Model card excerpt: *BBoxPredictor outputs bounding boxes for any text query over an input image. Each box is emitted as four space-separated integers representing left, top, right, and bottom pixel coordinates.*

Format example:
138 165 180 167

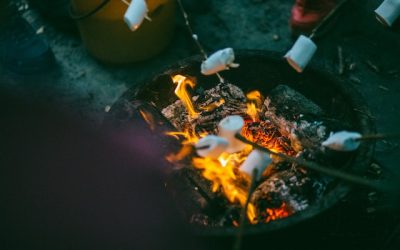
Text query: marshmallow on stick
124 0 152 31
201 48 239 75
284 35 317 73
195 135 229 159
218 115 247 153
322 131 362 151
375 0 400 27
239 149 272 180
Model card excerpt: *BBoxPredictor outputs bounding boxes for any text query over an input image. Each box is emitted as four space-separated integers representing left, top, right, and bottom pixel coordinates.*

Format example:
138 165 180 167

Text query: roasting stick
355 133 400 142
176 0 225 83
308 0 351 40
233 168 259 250
285 0 351 73
234 133 387 191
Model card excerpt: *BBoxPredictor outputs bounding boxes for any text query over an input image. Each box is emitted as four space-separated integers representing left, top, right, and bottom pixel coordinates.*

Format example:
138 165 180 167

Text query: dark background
1 0 400 249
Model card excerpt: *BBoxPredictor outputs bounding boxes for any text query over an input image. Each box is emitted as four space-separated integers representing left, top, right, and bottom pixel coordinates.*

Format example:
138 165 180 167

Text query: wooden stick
194 144 211 150
234 133 386 191
176 0 225 83
309 0 351 40
356 133 400 141
176 0 208 60
233 168 259 250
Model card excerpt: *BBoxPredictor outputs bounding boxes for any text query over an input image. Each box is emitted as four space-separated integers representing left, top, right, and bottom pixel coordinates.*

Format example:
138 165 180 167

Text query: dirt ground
1 0 400 249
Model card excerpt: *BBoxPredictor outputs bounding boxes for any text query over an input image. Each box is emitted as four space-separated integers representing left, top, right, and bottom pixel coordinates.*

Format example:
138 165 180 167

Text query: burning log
162 81 247 134
263 84 325 152
263 84 350 154
162 77 362 227
250 169 327 224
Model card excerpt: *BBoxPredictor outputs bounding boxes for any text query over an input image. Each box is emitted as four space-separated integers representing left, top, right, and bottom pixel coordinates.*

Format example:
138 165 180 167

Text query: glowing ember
265 202 291 223
242 120 295 155
172 74 200 118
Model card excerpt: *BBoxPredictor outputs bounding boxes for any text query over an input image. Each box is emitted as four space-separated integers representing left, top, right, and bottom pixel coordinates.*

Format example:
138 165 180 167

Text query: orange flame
200 98 225 112
165 129 201 145
246 90 263 122
165 129 208 163
192 146 258 222
172 75 200 119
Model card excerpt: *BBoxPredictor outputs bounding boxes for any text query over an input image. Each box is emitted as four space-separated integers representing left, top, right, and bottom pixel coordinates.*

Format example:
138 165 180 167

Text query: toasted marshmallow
124 0 151 31
322 131 362 151
195 135 229 159
201 48 240 75
285 35 317 73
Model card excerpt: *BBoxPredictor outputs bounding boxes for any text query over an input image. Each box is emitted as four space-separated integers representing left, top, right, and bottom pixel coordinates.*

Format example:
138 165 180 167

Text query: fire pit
107 50 375 236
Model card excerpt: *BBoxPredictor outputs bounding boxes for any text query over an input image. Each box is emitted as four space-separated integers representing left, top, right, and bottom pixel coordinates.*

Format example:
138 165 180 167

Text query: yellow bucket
70 0 176 63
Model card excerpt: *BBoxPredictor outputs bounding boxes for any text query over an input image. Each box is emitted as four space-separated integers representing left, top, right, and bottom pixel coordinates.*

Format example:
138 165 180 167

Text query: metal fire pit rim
115 49 375 236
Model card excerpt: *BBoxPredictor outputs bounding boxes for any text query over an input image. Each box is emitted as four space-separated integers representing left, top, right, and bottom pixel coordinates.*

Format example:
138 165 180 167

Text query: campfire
108 51 375 233
162 74 338 227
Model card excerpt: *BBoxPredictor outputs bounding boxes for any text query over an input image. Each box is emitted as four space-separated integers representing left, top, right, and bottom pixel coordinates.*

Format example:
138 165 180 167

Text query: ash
251 169 328 222
164 82 345 226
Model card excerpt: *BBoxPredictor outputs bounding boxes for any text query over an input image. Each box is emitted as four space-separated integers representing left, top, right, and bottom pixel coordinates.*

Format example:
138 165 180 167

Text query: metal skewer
356 133 400 142
309 0 351 40
235 133 387 191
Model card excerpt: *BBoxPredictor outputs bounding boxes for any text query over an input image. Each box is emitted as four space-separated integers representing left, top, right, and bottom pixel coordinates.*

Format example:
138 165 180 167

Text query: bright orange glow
193 153 247 203
265 202 291 223
166 145 193 163
192 149 257 222
246 90 263 122
242 120 295 155
172 75 200 118
246 90 263 107
247 203 257 224
165 129 208 163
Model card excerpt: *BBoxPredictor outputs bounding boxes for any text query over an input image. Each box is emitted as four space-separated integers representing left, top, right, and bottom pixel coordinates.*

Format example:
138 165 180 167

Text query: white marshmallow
195 135 229 159
322 131 362 152
375 0 400 27
239 149 272 180
124 0 151 31
201 48 240 75
218 115 247 153
284 35 317 73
